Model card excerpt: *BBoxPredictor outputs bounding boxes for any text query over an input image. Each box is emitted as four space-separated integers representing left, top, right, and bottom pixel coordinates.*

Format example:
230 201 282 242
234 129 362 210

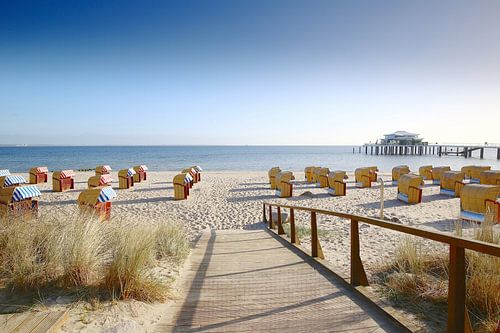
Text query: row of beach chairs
268 164 500 224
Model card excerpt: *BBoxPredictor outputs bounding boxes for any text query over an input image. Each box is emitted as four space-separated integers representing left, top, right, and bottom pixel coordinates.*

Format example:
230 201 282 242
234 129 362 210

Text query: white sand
8 170 492 332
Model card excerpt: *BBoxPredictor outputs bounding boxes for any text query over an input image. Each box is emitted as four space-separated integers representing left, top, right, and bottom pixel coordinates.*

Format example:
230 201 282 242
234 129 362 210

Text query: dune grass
0 211 190 303
374 216 500 332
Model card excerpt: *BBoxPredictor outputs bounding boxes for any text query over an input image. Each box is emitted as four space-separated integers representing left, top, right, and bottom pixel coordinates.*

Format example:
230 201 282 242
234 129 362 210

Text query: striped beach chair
95 165 112 176
0 175 28 189
29 166 48 184
78 186 117 221
88 174 113 189
118 168 136 189
133 165 148 182
52 170 75 192
0 184 41 218
173 173 192 200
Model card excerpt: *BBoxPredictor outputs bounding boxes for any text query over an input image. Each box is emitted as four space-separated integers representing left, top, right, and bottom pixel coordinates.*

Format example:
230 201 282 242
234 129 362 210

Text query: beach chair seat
0 175 28 189
0 185 41 218
460 184 500 223
327 171 347 196
316 168 330 188
440 171 465 197
419 165 433 180
133 165 148 182
479 170 500 185
461 166 490 183
268 167 282 189
29 166 48 184
77 186 117 221
275 171 294 198
173 173 192 200
430 166 451 185
392 165 410 185
118 169 135 189
52 170 75 192
397 174 424 204
95 165 112 176
88 174 113 188
191 166 203 181
355 167 376 188
182 167 197 186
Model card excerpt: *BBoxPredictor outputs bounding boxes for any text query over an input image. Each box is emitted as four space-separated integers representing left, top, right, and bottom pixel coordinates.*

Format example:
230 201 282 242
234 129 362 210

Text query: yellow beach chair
77 186 117 221
392 165 410 185
133 165 148 183
316 168 330 188
268 167 282 189
118 169 135 189
397 174 424 204
419 165 433 180
461 166 490 184
430 166 451 185
460 184 500 223
275 171 294 198
327 171 347 196
95 165 112 176
88 174 113 189
52 170 75 192
440 171 465 197
479 170 500 185
367 166 378 182
29 166 48 184
355 167 376 188
0 185 41 218
173 173 192 200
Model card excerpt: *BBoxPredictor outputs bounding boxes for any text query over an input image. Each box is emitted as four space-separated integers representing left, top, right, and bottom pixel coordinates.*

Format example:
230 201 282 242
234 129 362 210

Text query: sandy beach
4 170 494 332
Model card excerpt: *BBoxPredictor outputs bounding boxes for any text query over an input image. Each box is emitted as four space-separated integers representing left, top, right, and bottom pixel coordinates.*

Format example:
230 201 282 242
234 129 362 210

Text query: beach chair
182 168 197 186
460 184 500 223
0 185 41 218
275 171 294 198
0 169 10 177
29 166 48 184
461 166 490 183
268 167 282 189
316 168 330 188
419 165 433 180
479 170 500 185
392 165 410 185
95 165 112 176
118 169 135 189
0 175 28 189
367 166 379 182
133 165 148 183
327 171 347 196
355 167 376 188
191 166 203 182
77 186 117 222
304 167 316 183
430 166 451 185
173 173 192 200
52 170 75 192
88 174 113 189
397 174 424 204
440 171 465 197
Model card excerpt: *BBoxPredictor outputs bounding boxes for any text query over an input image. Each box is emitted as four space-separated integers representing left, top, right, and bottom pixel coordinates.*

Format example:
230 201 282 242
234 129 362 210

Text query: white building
380 131 425 145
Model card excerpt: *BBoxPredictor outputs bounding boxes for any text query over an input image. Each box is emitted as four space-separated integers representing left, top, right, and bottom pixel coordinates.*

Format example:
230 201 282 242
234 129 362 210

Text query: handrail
262 202 500 333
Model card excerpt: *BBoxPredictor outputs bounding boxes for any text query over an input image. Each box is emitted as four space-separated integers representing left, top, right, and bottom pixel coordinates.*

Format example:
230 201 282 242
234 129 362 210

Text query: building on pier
380 131 426 145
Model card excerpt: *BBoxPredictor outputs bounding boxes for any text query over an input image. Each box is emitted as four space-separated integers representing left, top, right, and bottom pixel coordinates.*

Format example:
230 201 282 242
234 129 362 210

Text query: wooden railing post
447 245 467 333
277 207 285 235
310 212 324 258
350 218 369 286
290 208 300 245
268 205 274 229
262 203 267 223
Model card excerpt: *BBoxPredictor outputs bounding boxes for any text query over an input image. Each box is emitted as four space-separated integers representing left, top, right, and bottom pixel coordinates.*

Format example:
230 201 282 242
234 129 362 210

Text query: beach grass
0 211 190 303
373 216 500 332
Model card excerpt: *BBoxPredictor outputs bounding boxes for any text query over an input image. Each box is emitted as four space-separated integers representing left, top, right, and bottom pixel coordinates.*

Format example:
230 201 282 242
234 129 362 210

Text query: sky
1 0 499 145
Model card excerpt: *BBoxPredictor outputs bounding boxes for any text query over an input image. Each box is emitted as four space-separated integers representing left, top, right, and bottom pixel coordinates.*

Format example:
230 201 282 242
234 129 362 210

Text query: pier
357 144 500 159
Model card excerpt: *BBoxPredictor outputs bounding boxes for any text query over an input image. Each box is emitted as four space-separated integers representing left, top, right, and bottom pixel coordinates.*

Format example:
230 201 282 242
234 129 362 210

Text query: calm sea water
0 146 499 173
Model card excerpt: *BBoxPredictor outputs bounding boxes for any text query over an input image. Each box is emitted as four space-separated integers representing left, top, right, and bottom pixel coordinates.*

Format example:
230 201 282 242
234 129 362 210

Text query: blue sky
1 0 499 145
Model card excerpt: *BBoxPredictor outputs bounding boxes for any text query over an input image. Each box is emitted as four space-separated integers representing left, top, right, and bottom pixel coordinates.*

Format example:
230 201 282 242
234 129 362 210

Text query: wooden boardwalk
157 229 408 332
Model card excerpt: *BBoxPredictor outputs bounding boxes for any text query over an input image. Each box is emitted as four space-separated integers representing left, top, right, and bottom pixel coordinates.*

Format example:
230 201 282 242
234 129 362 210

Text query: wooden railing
262 202 500 333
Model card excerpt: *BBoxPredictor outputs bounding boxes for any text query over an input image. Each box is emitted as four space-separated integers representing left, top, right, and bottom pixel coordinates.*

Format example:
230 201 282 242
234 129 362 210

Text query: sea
0 146 499 173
